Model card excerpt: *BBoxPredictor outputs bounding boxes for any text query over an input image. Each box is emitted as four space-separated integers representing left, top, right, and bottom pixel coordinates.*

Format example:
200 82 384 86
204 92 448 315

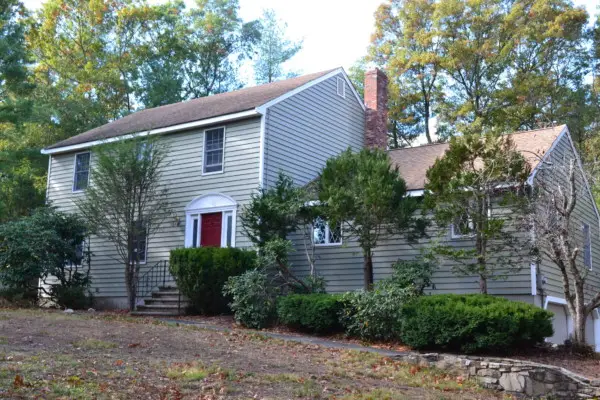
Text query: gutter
41 109 261 155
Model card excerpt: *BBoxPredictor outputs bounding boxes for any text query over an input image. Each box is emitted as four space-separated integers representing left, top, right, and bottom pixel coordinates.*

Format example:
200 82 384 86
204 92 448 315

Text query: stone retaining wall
394 353 600 399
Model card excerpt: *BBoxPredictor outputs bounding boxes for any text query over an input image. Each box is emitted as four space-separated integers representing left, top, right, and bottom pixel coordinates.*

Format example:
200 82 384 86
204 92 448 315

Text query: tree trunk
572 306 587 345
479 275 488 294
125 263 136 311
363 251 374 290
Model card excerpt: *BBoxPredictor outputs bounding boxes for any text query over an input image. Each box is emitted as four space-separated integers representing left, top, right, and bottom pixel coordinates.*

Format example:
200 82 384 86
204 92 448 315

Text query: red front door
200 212 222 247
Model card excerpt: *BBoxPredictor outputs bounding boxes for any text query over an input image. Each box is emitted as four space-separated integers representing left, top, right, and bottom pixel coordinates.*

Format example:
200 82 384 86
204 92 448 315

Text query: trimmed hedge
169 247 257 315
277 294 344 334
400 294 554 354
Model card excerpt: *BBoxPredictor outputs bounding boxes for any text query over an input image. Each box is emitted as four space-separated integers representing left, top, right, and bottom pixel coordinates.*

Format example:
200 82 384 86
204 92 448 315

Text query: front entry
200 212 222 247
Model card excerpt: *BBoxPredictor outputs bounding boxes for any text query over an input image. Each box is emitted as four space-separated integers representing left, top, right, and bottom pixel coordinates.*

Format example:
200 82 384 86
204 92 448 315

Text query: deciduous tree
76 138 172 311
424 133 531 293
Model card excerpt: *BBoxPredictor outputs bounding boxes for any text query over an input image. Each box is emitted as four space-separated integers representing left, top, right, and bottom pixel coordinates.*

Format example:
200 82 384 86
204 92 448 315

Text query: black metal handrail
135 259 169 307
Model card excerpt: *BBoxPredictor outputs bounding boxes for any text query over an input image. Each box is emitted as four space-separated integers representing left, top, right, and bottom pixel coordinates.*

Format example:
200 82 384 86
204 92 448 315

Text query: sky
21 0 600 80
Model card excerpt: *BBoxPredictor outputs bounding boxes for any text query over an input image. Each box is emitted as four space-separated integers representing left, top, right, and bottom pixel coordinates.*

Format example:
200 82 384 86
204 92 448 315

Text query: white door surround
184 193 237 248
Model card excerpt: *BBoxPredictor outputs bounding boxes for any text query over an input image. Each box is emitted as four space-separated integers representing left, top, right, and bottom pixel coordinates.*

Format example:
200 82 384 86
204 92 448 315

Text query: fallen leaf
13 374 24 388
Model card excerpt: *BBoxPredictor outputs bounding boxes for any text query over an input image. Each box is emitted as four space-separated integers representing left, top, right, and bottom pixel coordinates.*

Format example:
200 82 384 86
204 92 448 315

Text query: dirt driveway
0 309 503 399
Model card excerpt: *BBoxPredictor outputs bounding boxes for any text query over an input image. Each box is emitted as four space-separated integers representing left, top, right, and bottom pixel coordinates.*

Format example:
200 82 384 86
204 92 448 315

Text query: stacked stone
394 353 600 399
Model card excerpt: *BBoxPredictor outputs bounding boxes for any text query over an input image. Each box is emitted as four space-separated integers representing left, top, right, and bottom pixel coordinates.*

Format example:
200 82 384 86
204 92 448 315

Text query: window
137 141 152 161
451 213 474 239
312 216 342 246
224 211 234 247
131 221 147 263
73 152 91 191
203 127 225 174
583 223 592 270
336 77 345 98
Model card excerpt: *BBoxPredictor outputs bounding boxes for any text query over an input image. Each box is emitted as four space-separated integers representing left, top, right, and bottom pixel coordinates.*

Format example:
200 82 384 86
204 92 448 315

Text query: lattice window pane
204 128 224 173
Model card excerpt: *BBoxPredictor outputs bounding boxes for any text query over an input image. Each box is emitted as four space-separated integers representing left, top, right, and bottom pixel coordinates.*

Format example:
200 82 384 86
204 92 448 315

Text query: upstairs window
73 152 91 192
313 216 342 246
583 223 592 270
203 127 225 174
336 77 345 98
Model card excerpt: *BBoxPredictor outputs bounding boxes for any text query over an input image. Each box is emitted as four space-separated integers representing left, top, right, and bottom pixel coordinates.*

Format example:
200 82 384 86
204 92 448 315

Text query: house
42 68 600 348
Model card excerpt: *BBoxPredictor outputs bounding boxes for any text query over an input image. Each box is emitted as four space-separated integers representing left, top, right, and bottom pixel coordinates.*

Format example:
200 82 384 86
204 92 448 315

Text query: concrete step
131 310 182 317
152 291 180 297
145 298 190 306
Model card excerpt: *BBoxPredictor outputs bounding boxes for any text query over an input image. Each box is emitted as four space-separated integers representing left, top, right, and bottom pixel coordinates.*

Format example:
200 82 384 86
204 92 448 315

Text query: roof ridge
132 68 341 115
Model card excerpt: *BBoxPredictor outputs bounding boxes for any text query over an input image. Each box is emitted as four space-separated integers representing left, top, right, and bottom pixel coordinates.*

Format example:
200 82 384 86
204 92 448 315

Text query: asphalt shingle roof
389 125 566 191
46 69 337 150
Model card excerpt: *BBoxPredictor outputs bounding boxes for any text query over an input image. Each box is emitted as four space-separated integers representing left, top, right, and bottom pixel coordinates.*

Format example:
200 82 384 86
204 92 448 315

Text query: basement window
336 77 345 98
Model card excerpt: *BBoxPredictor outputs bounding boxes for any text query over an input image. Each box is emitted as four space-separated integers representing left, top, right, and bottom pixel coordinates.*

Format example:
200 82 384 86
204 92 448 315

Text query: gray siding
47 117 262 308
534 131 600 303
263 72 365 187
290 218 533 295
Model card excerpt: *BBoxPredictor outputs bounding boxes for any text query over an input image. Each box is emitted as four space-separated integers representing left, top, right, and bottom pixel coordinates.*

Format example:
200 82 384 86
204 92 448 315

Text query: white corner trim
258 113 266 189
45 155 52 203
41 110 260 155
530 263 537 296
543 295 568 309
256 68 366 113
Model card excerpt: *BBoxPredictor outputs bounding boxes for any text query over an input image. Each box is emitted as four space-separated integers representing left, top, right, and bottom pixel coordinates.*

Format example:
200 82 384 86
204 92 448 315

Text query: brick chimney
364 68 388 149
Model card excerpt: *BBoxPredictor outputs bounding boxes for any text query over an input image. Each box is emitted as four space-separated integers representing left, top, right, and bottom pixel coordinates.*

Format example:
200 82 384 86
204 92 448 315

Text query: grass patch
72 338 117 349
327 351 478 392
166 362 236 381
0 336 7 344
51 381 101 399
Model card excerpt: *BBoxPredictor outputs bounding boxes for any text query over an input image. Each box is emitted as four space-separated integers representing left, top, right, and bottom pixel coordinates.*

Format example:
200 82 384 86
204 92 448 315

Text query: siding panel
47 118 262 307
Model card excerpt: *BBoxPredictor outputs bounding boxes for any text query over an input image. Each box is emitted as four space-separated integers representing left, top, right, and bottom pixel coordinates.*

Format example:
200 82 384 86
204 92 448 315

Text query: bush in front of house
400 294 554 354
169 247 257 315
340 280 414 342
0 207 91 307
276 293 344 334
222 268 277 329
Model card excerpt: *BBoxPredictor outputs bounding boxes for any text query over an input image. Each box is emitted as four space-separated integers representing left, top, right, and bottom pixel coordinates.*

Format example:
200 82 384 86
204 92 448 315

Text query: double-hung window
73 152 91 192
131 221 147 264
203 127 225 174
583 223 592 270
312 216 342 246
451 212 474 239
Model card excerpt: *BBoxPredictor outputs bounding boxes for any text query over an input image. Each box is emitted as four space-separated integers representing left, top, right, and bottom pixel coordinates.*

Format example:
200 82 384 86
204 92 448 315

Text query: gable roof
389 125 566 191
45 69 339 151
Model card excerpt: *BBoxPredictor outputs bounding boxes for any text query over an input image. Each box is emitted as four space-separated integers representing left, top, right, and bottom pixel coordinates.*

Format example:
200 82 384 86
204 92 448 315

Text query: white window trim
313 218 343 247
72 151 91 193
131 234 148 265
336 77 346 98
202 126 226 176
184 194 237 248
583 223 593 271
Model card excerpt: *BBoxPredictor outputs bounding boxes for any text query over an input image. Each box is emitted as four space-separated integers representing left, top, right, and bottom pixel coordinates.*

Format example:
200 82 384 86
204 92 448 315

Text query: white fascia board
407 189 424 197
256 68 366 113
41 109 260 155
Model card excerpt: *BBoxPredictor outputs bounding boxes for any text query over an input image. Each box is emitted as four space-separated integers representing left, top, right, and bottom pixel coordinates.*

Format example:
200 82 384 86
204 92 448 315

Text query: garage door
547 303 569 344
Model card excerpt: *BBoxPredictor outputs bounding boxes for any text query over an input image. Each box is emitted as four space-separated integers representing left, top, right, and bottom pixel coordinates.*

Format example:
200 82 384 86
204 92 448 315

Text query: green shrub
341 280 413 342
277 294 344 334
169 247 256 315
400 294 554 354
50 285 92 310
223 269 277 329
